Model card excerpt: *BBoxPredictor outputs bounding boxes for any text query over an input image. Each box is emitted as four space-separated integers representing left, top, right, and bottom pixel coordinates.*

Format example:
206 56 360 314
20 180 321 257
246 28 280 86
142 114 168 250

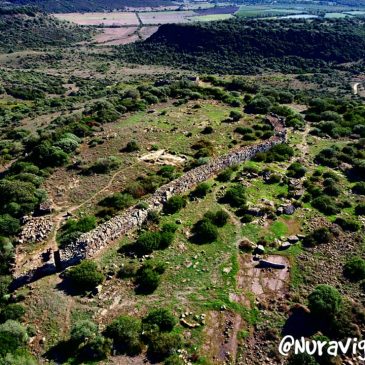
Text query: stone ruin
11 115 287 289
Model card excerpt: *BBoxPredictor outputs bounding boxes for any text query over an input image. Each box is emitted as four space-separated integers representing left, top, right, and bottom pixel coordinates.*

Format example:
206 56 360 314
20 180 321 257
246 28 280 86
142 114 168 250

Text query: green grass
192 14 234 22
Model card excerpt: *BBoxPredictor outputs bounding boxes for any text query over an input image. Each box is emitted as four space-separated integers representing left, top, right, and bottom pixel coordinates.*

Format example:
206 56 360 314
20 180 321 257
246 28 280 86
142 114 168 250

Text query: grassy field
192 14 234 22
235 6 305 18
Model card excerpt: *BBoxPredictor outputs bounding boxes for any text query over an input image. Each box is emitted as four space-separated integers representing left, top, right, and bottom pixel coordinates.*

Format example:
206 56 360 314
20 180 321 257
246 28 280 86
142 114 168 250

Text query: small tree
308 285 342 320
66 260 104 293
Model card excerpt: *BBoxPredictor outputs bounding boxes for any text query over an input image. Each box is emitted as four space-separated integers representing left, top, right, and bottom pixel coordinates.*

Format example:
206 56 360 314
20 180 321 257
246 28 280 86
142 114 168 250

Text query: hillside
8 0 174 12
120 18 365 74
0 7 91 51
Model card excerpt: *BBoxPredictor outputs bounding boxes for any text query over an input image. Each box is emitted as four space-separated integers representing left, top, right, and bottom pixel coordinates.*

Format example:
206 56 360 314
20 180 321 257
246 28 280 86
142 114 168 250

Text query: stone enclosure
12 115 286 288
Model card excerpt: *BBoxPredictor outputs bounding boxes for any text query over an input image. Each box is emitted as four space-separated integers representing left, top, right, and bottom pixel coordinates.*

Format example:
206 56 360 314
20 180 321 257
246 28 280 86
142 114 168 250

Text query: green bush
135 262 164 294
143 308 177 332
355 203 365 215
335 217 360 232
191 182 210 198
308 285 342 320
223 184 247 208
343 256 365 282
66 260 104 293
352 182 365 195
204 210 229 227
0 215 20 236
217 168 233 182
105 315 142 355
163 196 186 214
125 140 140 152
71 320 98 345
246 96 272 114
135 231 161 255
0 304 25 323
302 227 332 247
161 223 178 233
99 193 134 210
286 162 306 178
192 219 218 244
164 354 185 365
0 320 28 356
148 332 182 360
311 196 339 215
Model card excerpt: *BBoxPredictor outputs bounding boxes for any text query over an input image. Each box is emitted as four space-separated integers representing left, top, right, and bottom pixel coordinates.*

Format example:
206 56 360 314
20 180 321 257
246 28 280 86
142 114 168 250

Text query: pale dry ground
54 12 140 26
138 10 196 24
94 27 139 45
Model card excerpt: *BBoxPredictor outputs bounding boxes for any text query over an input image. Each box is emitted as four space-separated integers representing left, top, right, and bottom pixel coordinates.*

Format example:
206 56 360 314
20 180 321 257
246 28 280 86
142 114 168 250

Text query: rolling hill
119 18 365 74
8 0 174 12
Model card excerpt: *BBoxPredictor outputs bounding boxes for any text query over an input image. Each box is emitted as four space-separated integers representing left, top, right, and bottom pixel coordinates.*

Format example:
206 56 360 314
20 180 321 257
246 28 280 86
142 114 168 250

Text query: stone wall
12 115 286 288
58 115 286 268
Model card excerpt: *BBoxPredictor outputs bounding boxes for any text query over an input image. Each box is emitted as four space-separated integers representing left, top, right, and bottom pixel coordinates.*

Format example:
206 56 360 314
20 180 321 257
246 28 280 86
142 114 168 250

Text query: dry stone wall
12 115 286 288
59 115 286 268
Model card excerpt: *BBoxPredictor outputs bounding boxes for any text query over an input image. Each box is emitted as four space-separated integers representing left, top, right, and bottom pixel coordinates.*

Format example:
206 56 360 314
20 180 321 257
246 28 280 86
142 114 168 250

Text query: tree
308 285 342 320
163 196 186 214
65 260 104 293
104 315 142 355
0 320 28 356
343 257 365 282
143 309 177 332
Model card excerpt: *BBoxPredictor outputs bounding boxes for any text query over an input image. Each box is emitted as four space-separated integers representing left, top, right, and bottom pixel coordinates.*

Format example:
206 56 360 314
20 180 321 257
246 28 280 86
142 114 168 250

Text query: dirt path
299 123 311 159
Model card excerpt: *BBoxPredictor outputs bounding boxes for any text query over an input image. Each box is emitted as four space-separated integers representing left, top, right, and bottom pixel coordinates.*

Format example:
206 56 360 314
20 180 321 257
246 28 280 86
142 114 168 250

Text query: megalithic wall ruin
11 115 286 289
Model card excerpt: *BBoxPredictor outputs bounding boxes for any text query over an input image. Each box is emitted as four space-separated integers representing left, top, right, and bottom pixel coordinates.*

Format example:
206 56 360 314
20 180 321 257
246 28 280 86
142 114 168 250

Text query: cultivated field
54 12 140 26
139 10 196 24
